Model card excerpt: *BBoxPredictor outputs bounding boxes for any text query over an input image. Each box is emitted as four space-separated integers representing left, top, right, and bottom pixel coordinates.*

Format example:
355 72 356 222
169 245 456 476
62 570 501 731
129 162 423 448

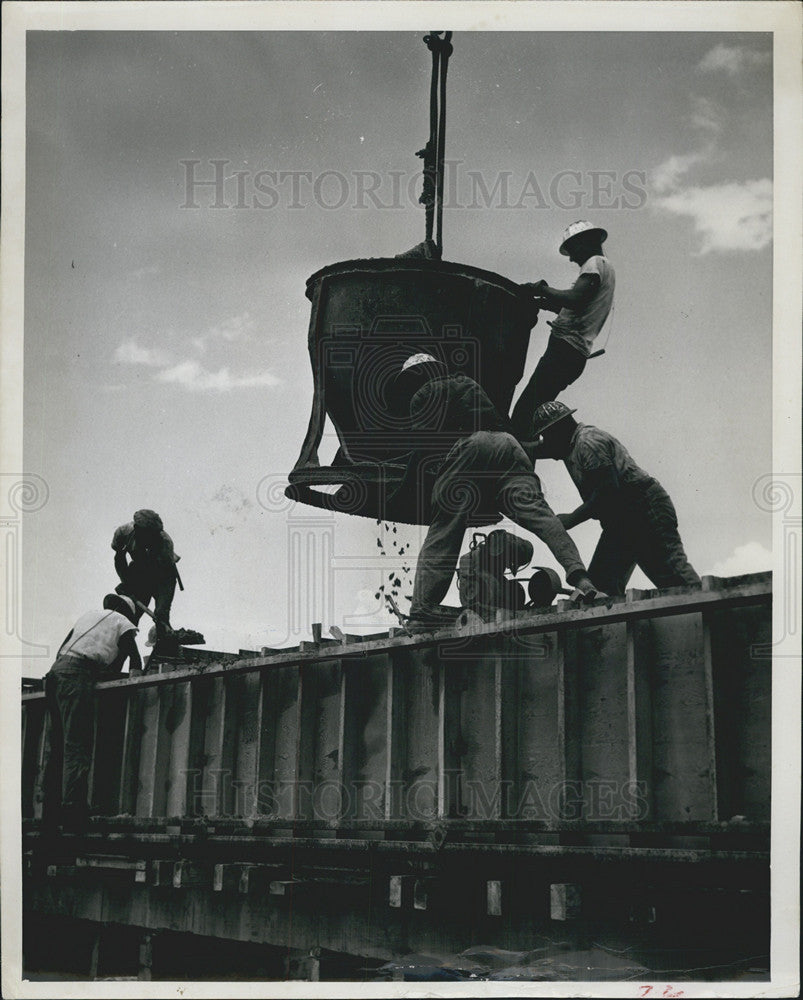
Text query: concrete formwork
21 573 771 979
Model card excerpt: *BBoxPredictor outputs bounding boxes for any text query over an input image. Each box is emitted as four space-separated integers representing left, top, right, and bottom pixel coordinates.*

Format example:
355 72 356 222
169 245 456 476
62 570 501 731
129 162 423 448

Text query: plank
21 701 46 819
90 688 128 816
119 688 145 815
164 681 194 817
183 676 212 818
509 630 564 822
709 605 772 821
271 667 303 820
32 710 52 821
451 639 502 819
297 660 343 822
341 653 391 822
85 576 771 693
218 674 241 817
572 623 630 820
644 613 714 820
199 676 228 817
232 671 264 819
390 647 440 821
626 619 654 821
134 686 163 817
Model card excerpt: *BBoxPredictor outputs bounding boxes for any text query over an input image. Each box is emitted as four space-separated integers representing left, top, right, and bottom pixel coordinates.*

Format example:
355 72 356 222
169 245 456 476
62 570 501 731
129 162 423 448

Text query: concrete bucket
285 257 538 524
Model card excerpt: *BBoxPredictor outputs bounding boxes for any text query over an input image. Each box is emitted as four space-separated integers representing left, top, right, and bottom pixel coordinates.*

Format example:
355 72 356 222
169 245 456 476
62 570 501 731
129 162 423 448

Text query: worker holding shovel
112 508 181 641
510 221 615 444
43 593 141 832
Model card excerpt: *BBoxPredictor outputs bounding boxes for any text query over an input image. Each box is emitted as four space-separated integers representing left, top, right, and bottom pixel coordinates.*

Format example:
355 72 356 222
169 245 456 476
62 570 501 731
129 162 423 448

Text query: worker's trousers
510 335 587 440
410 432 586 617
117 562 176 633
590 482 701 595
43 656 97 828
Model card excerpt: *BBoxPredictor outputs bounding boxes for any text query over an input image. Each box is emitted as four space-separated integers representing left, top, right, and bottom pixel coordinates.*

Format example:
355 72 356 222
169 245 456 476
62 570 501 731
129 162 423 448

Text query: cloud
711 541 772 578
209 311 255 342
698 44 771 76
653 178 772 253
192 312 256 354
155 359 281 392
113 315 281 392
651 149 710 196
650 88 771 253
651 98 720 194
690 96 723 135
114 338 172 367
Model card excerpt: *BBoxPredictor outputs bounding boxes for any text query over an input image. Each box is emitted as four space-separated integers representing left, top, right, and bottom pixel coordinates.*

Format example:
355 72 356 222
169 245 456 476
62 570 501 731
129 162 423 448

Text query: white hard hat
559 220 608 256
399 352 446 375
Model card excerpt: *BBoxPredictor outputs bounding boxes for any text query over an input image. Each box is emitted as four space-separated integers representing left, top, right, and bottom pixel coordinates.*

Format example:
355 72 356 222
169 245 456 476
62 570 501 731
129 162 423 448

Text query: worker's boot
406 604 462 631
568 573 607 605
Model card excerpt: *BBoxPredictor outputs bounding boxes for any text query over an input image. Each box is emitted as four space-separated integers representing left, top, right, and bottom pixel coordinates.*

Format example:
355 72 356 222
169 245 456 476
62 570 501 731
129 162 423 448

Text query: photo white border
2 2 800 997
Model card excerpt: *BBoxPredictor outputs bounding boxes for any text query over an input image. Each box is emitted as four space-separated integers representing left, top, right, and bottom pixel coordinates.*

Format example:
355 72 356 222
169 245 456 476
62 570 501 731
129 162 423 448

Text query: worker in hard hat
394 353 602 627
43 593 141 832
530 401 701 595
510 221 615 443
112 509 180 639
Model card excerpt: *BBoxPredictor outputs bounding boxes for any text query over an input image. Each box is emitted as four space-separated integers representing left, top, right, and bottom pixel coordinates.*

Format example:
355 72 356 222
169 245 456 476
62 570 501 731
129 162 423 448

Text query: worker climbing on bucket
392 353 602 627
529 401 701 595
510 221 615 444
43 593 141 832
112 509 181 641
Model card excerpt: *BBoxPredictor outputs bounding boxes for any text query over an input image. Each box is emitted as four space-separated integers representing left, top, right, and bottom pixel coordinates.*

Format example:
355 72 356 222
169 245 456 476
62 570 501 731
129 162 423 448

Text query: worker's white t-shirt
549 255 615 357
59 610 137 666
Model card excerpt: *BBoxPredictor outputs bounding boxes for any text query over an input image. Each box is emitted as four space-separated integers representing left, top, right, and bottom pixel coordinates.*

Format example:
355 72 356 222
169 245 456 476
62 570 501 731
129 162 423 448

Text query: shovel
130 598 205 647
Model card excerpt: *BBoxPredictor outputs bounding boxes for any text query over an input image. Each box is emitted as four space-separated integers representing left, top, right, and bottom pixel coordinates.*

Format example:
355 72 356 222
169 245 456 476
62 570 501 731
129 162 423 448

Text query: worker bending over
394 353 601 627
530 401 701 595
43 594 141 831
511 220 615 442
113 508 180 640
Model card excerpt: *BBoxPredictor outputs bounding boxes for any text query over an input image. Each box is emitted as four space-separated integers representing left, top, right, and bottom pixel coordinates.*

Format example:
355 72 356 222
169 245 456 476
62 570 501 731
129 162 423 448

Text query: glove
569 585 608 605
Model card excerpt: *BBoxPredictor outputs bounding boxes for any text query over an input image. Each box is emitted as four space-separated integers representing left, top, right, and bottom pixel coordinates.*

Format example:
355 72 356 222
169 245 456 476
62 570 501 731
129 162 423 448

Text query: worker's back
409 373 510 456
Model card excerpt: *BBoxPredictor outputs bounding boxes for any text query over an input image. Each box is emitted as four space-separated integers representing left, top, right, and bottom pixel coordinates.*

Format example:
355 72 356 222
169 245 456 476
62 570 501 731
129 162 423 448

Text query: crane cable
418 31 453 257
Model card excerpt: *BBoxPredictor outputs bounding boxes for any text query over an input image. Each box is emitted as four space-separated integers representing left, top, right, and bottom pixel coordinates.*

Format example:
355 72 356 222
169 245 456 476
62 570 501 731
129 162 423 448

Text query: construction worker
394 354 601 627
510 220 615 442
530 401 701 595
112 509 180 639
43 594 141 831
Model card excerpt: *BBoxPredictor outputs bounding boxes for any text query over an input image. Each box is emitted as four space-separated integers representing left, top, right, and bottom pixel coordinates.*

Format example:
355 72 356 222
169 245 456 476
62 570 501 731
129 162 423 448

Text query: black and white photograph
1 1 800 995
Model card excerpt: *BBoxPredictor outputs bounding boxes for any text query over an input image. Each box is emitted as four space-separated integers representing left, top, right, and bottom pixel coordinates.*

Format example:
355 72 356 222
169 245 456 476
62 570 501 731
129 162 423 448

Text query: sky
20 27 776 670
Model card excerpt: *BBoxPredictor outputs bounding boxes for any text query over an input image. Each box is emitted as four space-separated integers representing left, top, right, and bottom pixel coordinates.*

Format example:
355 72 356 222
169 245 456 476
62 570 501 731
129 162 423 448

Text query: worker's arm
114 550 130 582
104 631 142 677
558 466 619 529
558 502 596 530
526 273 600 314
112 524 133 583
